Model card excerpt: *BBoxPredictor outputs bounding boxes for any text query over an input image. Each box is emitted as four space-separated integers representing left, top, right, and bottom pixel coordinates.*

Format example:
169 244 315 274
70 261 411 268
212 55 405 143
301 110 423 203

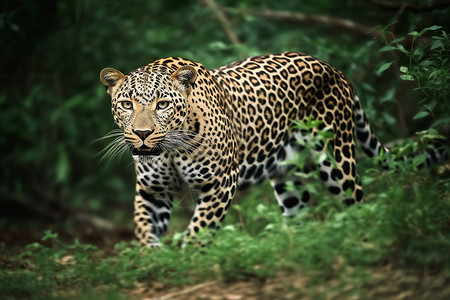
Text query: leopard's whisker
98 131 131 162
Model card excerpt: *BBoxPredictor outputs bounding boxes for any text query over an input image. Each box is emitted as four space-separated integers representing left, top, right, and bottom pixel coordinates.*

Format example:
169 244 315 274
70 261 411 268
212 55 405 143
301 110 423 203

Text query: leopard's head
100 64 197 156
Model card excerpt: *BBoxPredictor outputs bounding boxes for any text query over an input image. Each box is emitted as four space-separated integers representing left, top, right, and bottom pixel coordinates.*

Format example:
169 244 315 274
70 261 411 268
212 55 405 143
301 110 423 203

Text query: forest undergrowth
1 160 450 299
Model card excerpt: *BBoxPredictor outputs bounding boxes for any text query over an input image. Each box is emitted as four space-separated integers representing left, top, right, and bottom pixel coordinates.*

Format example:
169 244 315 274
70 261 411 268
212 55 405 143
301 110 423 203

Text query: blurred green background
1 0 449 245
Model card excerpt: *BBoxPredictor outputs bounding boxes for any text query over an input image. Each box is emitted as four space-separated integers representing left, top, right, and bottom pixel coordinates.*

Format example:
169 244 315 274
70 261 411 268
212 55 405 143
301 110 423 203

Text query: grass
1 166 450 299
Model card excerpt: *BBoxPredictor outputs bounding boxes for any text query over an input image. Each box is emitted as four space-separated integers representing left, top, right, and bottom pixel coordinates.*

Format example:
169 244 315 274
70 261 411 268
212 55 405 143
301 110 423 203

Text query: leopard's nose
133 129 154 141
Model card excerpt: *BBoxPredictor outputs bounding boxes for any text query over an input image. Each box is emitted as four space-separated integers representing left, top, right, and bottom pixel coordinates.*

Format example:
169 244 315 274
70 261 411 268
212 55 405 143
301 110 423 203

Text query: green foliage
2 170 449 299
282 118 337 199
378 25 450 129
289 118 335 168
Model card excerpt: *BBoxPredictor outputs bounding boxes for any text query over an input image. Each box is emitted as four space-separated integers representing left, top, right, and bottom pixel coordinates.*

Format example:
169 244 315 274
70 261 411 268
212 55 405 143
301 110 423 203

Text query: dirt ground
2 219 450 300
125 267 450 300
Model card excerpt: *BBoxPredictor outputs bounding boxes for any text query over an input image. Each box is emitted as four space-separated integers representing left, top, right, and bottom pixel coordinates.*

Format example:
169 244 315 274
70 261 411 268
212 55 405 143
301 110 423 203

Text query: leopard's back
211 52 361 195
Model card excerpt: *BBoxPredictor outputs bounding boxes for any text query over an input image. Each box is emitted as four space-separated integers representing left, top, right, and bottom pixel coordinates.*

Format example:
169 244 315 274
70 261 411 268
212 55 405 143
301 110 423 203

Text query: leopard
99 51 443 247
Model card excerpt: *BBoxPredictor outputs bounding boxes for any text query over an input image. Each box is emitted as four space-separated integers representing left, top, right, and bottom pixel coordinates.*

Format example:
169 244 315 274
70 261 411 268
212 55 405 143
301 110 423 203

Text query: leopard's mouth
132 145 162 156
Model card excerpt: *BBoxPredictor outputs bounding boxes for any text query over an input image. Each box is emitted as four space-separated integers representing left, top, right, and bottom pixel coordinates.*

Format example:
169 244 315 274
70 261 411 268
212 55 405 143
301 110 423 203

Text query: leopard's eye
120 101 133 110
156 100 171 110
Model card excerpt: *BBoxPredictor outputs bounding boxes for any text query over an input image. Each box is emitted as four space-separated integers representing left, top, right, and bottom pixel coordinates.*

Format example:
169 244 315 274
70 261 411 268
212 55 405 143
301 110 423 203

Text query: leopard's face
100 65 197 156
111 69 188 156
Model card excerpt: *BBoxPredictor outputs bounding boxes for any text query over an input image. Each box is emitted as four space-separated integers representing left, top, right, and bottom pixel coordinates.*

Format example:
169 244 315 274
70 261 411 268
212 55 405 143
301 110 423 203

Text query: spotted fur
100 52 389 247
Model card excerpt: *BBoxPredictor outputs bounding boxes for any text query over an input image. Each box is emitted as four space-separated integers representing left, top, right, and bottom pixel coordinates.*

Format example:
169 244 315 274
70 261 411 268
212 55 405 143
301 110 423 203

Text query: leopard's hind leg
271 176 310 217
314 125 364 205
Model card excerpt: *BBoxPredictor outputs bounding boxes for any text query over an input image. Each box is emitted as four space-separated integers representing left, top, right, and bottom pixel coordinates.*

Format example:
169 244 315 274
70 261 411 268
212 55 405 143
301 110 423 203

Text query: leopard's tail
353 95 448 167
354 95 389 158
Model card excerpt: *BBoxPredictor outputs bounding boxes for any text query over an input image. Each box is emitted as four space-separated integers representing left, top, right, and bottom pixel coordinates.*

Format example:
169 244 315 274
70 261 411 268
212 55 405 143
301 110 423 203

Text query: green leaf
316 152 328 164
428 25 442 31
419 59 433 67
367 25 382 34
424 102 436 112
412 48 424 59
431 35 444 41
380 87 395 103
377 62 393 74
361 82 376 93
431 117 450 128
428 70 440 80
232 204 242 212
285 181 296 192
400 74 414 81
297 149 310 168
413 111 429 120
42 230 58 241
309 119 323 128
379 45 398 52
399 66 409 73
382 112 397 125
412 154 427 167
390 37 405 44
431 41 444 50
396 44 407 53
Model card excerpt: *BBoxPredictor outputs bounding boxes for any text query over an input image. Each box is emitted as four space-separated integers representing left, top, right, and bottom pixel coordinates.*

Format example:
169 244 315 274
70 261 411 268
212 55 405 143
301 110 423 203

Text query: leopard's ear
170 66 197 95
100 68 125 95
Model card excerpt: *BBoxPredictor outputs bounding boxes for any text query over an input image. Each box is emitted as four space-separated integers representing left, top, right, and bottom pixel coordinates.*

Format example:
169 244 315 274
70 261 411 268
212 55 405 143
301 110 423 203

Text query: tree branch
203 0 241 45
226 8 382 39
362 0 450 12
225 7 432 45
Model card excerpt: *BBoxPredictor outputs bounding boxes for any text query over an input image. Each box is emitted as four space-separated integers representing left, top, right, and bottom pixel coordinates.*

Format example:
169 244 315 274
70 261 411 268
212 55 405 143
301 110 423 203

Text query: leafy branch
378 26 450 126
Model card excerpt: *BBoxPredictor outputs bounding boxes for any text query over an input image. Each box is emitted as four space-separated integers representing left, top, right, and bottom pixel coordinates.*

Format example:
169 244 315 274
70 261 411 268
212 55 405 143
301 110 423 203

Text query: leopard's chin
132 146 162 156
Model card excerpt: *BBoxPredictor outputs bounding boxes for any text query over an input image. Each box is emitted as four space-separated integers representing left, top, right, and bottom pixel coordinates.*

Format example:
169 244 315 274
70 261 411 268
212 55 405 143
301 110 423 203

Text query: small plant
378 25 450 129
290 118 335 166
2 169 450 300
282 118 335 201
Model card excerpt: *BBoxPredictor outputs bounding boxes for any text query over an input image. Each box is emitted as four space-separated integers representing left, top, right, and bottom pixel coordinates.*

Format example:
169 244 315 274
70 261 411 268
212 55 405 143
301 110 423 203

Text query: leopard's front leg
134 187 174 247
133 157 178 247
183 168 238 247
